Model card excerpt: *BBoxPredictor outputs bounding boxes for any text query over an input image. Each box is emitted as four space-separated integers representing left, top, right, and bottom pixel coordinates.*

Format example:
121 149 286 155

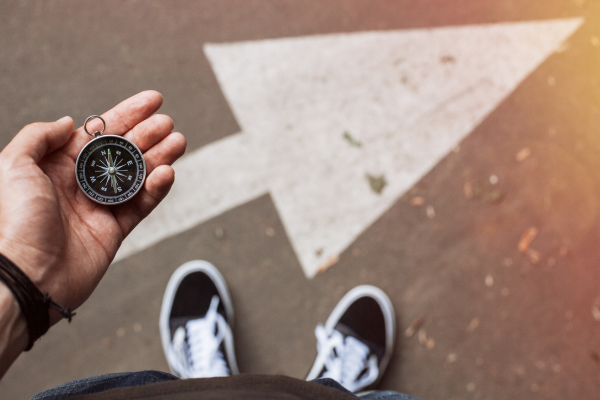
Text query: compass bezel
75 135 146 205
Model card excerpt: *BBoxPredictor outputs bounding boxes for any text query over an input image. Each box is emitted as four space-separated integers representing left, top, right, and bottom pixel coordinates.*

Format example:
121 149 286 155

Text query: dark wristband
0 253 74 351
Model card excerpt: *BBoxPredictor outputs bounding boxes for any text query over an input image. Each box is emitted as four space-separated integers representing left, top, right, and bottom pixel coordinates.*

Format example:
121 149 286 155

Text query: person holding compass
0 91 419 400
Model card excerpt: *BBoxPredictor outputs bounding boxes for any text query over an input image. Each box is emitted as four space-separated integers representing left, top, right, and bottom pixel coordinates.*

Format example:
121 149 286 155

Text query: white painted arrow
115 18 582 278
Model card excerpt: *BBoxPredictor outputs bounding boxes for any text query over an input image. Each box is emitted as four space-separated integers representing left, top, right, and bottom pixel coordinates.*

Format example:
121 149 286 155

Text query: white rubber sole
159 260 239 376
306 285 396 387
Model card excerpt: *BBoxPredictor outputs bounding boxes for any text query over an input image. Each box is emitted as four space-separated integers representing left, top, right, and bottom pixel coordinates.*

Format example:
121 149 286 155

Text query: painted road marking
115 19 582 278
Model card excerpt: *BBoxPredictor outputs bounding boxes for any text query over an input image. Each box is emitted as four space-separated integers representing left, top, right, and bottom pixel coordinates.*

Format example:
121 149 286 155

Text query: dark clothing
31 371 422 400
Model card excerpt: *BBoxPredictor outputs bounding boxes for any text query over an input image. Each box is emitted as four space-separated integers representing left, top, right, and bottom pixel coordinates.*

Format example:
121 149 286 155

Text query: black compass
75 115 146 205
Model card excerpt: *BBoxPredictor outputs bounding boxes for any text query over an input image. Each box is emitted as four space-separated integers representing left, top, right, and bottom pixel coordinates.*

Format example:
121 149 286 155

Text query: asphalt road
1 1 600 399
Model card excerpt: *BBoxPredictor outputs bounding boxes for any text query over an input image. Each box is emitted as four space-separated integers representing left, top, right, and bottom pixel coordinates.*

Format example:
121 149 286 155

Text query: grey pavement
2 1 600 399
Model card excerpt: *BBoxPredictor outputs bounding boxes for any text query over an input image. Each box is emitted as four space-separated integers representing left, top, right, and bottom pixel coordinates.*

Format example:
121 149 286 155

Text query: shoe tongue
334 322 385 361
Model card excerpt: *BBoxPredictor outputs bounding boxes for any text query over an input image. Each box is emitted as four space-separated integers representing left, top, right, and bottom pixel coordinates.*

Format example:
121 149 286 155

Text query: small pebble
410 196 425 206
426 205 435 218
592 36 600 47
214 227 224 238
536 360 546 370
466 383 476 392
116 328 126 337
447 353 458 363
133 322 142 333
426 338 436 350
527 249 541 264
591 305 600 321
515 365 526 376
463 182 473 199
489 175 498 185
485 274 494 287
467 317 480 332
547 76 556 86
516 147 531 162
266 227 275 237
418 329 428 345
501 287 510 296
531 383 539 392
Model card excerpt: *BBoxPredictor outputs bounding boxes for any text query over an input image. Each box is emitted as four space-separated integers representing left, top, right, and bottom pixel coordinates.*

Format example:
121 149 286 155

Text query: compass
75 115 146 205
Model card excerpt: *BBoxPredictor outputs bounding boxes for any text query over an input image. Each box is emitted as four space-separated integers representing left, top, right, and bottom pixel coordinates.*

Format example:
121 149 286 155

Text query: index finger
63 90 164 160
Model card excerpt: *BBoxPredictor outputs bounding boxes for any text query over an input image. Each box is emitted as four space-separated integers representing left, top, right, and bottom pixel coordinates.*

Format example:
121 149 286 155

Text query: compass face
76 135 146 205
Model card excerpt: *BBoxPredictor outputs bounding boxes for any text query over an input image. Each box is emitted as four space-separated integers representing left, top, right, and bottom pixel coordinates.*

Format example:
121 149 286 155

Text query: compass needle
107 150 118 193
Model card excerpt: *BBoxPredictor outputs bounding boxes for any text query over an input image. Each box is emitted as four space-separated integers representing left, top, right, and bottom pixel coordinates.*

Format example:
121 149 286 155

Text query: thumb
3 116 74 164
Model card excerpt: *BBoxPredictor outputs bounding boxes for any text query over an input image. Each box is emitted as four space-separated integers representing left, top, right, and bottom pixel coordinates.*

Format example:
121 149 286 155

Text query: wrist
0 238 50 291
0 282 27 377
0 240 66 326
0 251 73 353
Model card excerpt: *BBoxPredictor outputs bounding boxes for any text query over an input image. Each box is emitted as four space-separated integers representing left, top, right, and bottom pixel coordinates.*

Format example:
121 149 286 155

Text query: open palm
0 91 186 321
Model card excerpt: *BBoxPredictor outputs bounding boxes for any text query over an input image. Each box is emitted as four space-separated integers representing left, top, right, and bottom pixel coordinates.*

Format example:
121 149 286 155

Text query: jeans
31 371 422 400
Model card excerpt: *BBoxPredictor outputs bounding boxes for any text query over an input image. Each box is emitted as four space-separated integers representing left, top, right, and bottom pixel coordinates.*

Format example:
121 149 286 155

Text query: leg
358 390 423 400
30 370 178 400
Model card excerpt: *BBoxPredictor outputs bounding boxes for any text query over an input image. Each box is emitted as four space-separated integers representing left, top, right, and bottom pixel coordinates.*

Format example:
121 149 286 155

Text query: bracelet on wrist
0 253 74 351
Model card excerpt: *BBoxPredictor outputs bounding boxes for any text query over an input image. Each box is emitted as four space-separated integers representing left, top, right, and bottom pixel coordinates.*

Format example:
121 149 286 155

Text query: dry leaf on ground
366 174 387 194
317 255 340 274
404 316 425 337
516 147 532 161
518 227 538 252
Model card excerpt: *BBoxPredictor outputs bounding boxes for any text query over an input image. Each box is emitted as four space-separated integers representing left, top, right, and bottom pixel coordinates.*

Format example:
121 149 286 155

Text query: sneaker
159 260 239 378
306 285 395 393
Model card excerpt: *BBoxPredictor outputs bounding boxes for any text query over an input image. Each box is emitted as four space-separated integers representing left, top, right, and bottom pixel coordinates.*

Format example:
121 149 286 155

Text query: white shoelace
168 295 230 378
314 324 379 392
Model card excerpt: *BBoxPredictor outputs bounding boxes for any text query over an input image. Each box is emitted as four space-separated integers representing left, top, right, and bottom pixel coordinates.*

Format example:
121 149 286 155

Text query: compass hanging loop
84 115 106 137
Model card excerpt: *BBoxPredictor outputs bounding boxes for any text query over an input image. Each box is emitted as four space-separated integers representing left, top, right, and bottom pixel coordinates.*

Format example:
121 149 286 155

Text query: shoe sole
159 260 239 375
307 285 395 389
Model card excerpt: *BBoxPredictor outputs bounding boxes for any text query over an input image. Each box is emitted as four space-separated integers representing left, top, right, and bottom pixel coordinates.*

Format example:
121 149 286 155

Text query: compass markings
77 137 146 204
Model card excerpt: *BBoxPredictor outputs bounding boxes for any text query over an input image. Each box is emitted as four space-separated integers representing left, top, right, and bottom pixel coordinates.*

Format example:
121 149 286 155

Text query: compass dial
76 135 146 205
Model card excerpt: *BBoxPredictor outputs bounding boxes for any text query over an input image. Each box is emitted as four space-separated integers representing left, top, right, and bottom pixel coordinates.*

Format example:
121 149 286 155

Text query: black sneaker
306 285 395 393
159 260 239 378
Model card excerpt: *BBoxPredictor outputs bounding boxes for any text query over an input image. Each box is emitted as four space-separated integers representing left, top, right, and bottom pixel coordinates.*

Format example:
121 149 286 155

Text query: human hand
0 91 186 323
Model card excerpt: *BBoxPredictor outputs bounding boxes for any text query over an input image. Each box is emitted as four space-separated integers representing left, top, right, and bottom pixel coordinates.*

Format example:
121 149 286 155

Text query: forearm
0 283 27 378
